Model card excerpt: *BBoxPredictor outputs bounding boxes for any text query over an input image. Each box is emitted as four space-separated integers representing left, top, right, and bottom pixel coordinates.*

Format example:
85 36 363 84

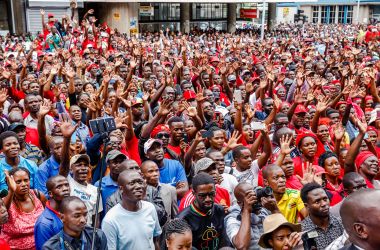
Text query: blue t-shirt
95 175 118 213
159 159 187 187
0 156 38 190
34 205 63 250
35 156 60 196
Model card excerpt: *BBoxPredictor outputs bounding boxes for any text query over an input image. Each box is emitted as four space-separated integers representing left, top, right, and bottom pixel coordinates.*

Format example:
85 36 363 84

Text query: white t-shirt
232 160 260 187
68 175 103 225
220 173 238 206
102 201 162 250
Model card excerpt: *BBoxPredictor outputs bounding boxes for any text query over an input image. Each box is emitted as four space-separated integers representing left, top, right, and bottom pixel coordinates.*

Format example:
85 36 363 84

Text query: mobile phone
233 90 243 104
250 122 266 131
182 133 188 143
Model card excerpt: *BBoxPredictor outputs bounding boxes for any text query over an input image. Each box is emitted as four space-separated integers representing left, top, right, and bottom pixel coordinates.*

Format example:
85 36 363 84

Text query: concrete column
180 3 190 34
227 3 237 33
12 0 26 33
267 3 277 30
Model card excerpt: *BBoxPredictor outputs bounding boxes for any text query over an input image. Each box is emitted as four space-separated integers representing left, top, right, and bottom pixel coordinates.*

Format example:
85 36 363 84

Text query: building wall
353 5 370 23
95 2 139 35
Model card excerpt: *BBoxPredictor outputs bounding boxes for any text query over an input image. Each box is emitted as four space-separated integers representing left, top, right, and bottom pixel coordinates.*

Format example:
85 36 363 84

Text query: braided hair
161 219 192 250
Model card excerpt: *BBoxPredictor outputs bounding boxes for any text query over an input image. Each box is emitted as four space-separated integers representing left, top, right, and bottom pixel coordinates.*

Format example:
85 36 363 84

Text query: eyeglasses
156 133 170 139
197 191 216 199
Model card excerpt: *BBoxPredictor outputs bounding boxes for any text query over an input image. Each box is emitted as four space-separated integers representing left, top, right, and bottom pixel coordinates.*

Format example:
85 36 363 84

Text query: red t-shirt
125 135 141 165
286 175 303 190
178 185 230 212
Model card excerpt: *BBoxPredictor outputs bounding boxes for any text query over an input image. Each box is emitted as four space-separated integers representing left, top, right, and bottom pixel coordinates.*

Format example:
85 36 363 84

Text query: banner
240 9 257 19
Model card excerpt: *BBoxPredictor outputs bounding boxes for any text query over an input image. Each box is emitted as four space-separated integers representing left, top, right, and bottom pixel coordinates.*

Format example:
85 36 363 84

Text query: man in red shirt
166 116 185 159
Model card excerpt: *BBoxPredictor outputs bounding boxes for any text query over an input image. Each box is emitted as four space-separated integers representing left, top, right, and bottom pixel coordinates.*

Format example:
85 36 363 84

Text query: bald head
141 160 158 173
262 164 283 180
340 189 380 249
234 183 254 202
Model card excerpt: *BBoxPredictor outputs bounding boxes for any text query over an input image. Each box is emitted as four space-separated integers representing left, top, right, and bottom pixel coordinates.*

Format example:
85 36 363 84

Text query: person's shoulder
164 158 182 166
41 232 60 249
161 183 176 192
213 204 226 215
285 188 301 198
20 156 38 170
177 205 192 219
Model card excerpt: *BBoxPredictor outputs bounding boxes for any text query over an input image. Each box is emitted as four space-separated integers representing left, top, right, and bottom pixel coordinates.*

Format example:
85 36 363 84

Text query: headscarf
355 151 376 169
295 130 326 159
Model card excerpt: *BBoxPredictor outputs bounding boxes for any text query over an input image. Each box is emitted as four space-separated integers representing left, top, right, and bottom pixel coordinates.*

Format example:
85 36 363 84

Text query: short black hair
261 97 273 106
9 167 30 178
192 172 215 192
274 112 288 122
262 164 283 179
301 183 323 203
326 108 339 116
342 172 364 189
24 93 39 105
46 175 66 192
168 116 184 128
0 131 19 150
59 196 86 213
232 145 249 160
207 126 223 139
318 151 338 168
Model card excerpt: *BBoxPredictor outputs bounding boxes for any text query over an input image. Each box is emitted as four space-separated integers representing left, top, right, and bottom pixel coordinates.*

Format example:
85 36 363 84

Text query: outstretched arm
59 114 79 177
345 118 367 174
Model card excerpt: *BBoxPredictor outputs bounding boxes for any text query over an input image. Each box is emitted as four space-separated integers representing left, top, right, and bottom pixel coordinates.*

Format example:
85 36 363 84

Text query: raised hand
38 99 52 117
0 88 8 104
157 99 173 116
316 96 331 113
334 123 345 141
244 104 255 120
59 113 78 139
279 134 294 155
4 170 16 193
226 130 242 150
195 86 206 103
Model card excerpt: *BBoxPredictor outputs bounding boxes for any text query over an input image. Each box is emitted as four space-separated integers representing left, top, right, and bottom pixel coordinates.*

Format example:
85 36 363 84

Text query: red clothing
167 144 181 156
0 191 44 250
9 87 25 102
178 185 230 212
125 135 141 165
325 180 343 206
0 239 10 250
293 156 320 178
286 175 303 190
25 127 40 147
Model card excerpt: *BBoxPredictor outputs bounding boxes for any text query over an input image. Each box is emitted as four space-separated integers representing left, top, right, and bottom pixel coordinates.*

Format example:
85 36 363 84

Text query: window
312 6 319 23
329 6 336 23
321 6 328 23
192 4 227 20
139 3 180 22
346 6 353 24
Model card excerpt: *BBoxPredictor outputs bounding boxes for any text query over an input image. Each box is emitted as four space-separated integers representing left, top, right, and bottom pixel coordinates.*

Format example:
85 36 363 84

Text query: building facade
278 0 380 24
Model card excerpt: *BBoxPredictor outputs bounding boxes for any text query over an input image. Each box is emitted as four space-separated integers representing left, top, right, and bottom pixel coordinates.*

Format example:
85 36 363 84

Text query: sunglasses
156 133 170 139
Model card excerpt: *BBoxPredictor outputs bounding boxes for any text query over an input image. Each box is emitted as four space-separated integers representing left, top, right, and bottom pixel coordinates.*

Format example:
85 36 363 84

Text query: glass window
321 6 328 23
347 6 353 24
139 3 180 22
312 6 319 23
192 4 227 20
0 1 9 31
329 6 336 23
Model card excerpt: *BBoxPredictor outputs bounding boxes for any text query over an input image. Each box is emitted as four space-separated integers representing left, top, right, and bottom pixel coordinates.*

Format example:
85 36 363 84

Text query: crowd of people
0 2 379 250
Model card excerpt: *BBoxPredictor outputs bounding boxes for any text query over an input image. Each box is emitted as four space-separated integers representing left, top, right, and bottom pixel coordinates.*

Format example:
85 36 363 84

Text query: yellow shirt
277 189 305 224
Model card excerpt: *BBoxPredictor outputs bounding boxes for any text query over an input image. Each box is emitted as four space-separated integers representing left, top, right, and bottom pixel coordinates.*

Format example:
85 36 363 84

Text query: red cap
38 33 44 38
73 29 80 33
151 124 170 138
331 80 340 85
183 90 196 100
86 64 99 71
294 104 307 114
162 61 172 67
37 51 45 57
48 13 54 18
210 56 219 63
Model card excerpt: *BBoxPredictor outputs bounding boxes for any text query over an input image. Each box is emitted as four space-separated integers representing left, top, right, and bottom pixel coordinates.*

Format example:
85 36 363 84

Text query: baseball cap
294 104 307 114
227 75 236 82
70 154 90 166
241 70 251 76
210 56 219 63
194 158 216 175
48 13 54 18
106 150 127 162
8 123 26 132
131 98 143 106
144 139 162 154
183 90 196 100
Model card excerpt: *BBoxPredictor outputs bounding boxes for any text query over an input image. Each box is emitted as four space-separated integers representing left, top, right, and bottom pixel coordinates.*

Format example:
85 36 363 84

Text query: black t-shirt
177 204 227 250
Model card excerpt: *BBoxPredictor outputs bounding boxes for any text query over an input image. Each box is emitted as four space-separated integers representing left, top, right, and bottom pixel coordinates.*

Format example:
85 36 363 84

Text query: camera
89 117 117 134
252 186 273 211
301 230 318 250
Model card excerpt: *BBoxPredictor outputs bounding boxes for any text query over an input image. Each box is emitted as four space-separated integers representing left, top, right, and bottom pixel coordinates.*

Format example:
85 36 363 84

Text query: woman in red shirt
293 131 325 178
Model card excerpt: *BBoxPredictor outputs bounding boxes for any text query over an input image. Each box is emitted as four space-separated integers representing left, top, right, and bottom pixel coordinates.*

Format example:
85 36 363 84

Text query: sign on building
240 9 257 19
139 6 154 16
